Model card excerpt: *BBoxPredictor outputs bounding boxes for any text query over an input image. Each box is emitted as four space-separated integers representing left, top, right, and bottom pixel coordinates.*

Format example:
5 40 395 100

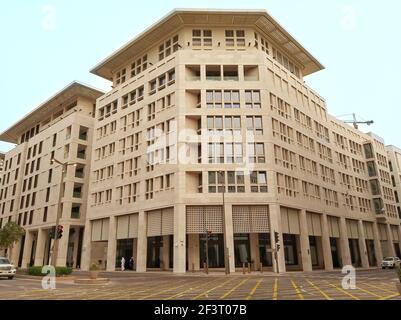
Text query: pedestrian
121 256 125 271
129 257 135 270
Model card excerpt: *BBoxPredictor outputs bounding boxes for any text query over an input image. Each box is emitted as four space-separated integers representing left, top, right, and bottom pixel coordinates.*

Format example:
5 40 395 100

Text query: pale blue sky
1 0 400 152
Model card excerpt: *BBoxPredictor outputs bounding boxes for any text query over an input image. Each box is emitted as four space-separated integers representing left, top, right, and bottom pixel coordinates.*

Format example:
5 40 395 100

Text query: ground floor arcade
79 204 401 273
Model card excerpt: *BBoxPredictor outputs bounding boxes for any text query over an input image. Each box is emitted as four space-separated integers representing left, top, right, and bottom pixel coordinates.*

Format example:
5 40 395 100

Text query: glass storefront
330 238 341 268
258 233 272 267
309 236 319 267
234 234 251 267
283 234 298 265
147 236 163 268
366 239 377 267
349 239 361 267
199 234 224 268
116 239 134 269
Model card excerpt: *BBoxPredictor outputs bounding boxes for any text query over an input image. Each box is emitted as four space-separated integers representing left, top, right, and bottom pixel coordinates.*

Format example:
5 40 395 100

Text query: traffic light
56 225 64 239
274 231 281 252
49 227 56 239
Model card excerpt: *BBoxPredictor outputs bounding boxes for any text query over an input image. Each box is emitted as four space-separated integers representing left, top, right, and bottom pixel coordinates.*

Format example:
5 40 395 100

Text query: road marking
361 282 398 295
291 280 304 300
140 279 204 300
378 294 400 300
273 278 278 300
245 279 263 300
306 280 332 300
220 278 250 300
163 278 220 300
192 277 236 300
355 286 383 299
326 281 360 300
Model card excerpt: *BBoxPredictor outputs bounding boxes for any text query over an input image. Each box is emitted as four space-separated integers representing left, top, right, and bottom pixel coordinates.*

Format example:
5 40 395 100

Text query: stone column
187 234 200 271
339 217 352 266
106 216 117 271
321 214 333 271
224 203 236 273
21 231 34 269
136 211 147 272
357 220 369 268
386 223 396 257
249 233 260 271
80 220 92 271
162 235 170 271
269 203 286 273
173 204 186 274
34 228 46 266
373 222 383 266
56 224 70 267
299 210 312 272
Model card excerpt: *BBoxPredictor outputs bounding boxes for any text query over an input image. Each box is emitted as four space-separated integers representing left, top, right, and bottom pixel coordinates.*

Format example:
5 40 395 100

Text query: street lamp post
50 157 77 267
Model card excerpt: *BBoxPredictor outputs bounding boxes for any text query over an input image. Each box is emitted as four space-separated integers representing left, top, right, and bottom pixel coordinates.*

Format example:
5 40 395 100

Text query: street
0 269 399 300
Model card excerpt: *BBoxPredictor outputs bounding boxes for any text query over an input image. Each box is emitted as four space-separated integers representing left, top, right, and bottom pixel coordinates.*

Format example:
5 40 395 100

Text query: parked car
0 257 16 279
381 257 401 269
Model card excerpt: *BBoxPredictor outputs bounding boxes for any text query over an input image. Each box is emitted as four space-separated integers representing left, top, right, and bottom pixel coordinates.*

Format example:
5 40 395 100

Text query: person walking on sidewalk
121 256 126 271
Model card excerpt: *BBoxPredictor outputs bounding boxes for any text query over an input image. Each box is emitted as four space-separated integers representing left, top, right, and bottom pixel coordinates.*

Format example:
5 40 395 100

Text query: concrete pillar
373 222 383 266
173 204 186 273
224 203 236 273
187 234 200 271
269 203 286 273
136 211 147 272
162 235 170 270
386 224 396 257
80 220 92 271
339 217 352 266
21 231 34 269
321 214 333 271
55 224 70 267
10 237 23 266
34 228 46 266
299 210 312 272
249 233 260 271
357 220 369 268
106 216 117 271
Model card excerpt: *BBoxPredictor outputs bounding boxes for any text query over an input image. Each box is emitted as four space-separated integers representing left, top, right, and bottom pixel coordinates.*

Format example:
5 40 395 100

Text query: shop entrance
234 234 251 267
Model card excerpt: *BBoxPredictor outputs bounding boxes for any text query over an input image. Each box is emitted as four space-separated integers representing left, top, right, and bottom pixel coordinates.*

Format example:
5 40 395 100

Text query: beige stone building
77 9 401 273
1 9 400 273
0 152 5 186
0 82 103 267
387 145 401 220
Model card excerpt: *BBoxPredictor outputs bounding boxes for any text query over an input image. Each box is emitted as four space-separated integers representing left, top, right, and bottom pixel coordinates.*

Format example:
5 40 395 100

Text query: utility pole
50 157 77 267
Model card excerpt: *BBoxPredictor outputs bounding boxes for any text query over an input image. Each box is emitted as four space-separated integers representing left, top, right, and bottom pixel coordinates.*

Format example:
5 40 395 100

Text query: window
131 54 147 77
192 29 212 47
245 90 261 108
225 30 245 47
158 35 179 61
115 68 126 85
247 116 263 135
250 171 268 193
248 143 265 163
206 90 240 108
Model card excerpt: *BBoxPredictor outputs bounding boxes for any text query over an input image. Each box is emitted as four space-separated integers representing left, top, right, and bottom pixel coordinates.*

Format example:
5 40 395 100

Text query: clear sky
1 0 400 152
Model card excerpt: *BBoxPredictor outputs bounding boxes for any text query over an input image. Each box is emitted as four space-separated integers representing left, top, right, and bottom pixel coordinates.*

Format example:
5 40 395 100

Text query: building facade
1 9 400 273
78 9 401 273
0 153 5 186
0 82 103 267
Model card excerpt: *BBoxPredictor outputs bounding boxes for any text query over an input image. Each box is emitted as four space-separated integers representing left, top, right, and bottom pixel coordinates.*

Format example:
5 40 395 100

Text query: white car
381 257 401 269
0 257 16 279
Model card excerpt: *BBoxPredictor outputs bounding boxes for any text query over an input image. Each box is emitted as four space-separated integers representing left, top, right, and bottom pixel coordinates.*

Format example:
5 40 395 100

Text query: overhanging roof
0 81 104 144
91 8 324 81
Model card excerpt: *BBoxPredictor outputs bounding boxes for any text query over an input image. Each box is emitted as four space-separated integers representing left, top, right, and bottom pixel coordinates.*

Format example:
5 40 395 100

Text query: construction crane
342 113 374 130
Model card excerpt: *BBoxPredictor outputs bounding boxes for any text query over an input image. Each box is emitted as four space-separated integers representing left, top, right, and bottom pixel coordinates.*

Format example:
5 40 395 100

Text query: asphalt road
0 269 399 300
